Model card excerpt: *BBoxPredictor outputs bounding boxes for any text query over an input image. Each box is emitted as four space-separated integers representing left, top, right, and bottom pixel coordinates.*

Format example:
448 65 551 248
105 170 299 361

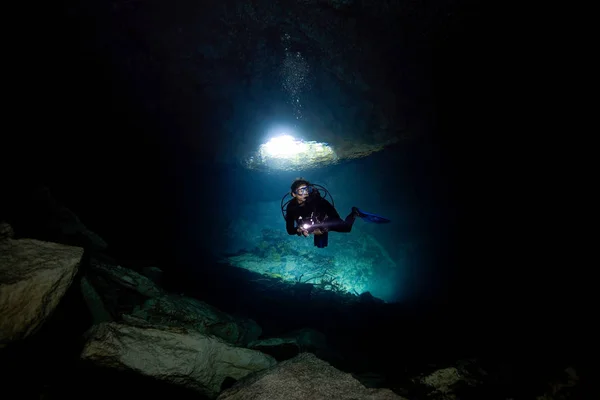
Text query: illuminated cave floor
220 202 398 297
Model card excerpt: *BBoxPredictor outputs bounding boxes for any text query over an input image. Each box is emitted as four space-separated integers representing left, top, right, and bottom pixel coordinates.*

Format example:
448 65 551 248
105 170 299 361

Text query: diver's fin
353 207 391 223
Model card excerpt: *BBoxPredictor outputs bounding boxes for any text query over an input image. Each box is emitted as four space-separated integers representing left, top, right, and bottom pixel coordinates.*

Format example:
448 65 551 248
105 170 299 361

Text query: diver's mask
294 186 314 196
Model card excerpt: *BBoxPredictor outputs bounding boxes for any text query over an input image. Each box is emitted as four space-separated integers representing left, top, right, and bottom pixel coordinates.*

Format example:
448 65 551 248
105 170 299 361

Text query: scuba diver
282 178 391 248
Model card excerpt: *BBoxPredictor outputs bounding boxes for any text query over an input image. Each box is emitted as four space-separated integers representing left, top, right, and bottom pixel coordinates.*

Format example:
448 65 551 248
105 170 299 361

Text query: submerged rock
81 322 276 399
217 352 405 400
0 232 83 347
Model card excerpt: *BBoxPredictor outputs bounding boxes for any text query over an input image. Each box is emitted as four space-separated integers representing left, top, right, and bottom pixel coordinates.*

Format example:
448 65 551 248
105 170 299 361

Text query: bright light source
262 135 306 158
247 134 338 171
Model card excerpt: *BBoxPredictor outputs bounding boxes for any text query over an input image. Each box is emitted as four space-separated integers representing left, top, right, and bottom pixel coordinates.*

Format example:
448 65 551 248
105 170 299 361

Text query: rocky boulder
217 352 405 400
83 255 261 346
0 225 83 347
0 221 14 240
80 322 276 399
89 255 165 298
80 255 166 321
416 367 464 399
248 328 335 362
130 294 262 347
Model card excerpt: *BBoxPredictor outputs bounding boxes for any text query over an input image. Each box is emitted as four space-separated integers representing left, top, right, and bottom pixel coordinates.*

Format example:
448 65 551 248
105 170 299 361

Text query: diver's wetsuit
285 192 356 247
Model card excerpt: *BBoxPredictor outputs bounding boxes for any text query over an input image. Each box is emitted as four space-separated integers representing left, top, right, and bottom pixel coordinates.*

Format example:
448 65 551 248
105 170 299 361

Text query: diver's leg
326 212 357 233
314 232 329 248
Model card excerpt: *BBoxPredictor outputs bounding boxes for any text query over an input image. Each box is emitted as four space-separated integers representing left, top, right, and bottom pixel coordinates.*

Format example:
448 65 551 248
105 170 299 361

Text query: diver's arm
286 213 299 235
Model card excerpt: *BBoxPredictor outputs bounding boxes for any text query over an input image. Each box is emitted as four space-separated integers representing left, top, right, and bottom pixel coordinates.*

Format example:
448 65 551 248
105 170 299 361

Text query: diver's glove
297 227 309 237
